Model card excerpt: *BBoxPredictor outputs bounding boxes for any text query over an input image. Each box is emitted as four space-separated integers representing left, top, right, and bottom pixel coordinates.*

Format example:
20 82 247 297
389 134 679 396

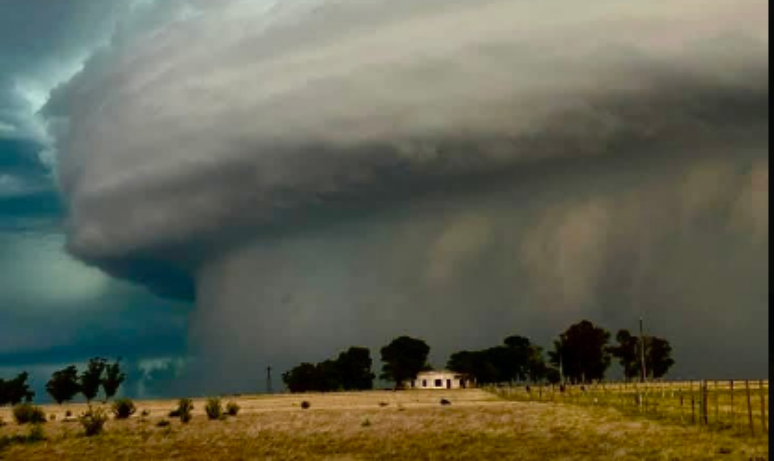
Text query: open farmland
0 389 769 460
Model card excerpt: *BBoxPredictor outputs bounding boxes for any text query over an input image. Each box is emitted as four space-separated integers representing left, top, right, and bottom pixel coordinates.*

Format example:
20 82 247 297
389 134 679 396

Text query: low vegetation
205 398 223 421
176 399 194 424
111 398 137 420
78 406 108 437
225 402 240 417
12 404 46 425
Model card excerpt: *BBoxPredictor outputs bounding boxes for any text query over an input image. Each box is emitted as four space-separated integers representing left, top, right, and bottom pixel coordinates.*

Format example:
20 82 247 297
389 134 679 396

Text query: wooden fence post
746 380 755 437
730 381 735 427
714 381 719 425
690 380 696 424
760 380 767 433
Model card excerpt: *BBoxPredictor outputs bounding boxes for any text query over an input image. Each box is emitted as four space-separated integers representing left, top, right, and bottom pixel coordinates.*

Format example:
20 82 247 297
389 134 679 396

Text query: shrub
301 401 311 410
65 410 72 418
28 425 46 443
141 410 150 418
156 419 171 428
13 404 47 425
176 398 194 424
226 402 240 417
205 398 223 421
111 398 137 420
0 417 5 427
79 406 108 437
49 414 56 421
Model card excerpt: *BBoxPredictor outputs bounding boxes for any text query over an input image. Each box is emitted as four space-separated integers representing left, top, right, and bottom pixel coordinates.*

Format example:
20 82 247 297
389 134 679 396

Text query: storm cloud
44 0 768 391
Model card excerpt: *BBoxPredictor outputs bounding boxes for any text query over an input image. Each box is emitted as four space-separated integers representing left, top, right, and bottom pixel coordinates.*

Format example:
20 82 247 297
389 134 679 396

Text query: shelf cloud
44 0 768 390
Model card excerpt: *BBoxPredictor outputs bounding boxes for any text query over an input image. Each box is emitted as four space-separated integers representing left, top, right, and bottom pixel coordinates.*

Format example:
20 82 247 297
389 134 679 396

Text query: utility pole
639 317 647 383
267 366 273 394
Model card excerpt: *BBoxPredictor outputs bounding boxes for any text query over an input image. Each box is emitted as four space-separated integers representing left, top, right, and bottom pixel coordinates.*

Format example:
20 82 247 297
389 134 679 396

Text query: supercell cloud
45 0 768 391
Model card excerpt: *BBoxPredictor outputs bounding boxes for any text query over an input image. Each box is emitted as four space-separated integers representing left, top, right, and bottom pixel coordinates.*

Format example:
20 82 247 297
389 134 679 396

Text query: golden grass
0 389 769 460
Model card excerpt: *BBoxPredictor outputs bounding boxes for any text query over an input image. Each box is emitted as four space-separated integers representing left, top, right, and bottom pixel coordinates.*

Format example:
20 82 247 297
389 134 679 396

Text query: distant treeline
283 320 675 392
0 358 126 406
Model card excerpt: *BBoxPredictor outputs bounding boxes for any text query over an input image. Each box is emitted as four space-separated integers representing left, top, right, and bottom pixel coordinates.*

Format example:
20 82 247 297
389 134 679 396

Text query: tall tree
46 366 81 405
380 336 431 388
80 357 108 402
282 363 319 394
336 347 375 391
102 359 127 400
549 320 612 383
646 336 675 379
0 372 35 406
610 330 676 380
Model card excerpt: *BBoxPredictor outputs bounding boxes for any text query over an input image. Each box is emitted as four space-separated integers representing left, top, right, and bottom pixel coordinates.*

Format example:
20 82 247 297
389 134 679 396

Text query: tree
336 347 375 391
283 347 376 394
282 363 319 393
46 366 81 405
549 320 611 383
80 358 107 402
610 330 676 381
447 350 500 384
610 330 642 381
380 336 431 388
646 336 676 379
102 359 127 400
0 372 35 406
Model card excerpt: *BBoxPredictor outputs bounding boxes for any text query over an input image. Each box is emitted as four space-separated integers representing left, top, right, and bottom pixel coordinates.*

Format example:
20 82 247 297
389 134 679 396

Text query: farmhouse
406 371 475 390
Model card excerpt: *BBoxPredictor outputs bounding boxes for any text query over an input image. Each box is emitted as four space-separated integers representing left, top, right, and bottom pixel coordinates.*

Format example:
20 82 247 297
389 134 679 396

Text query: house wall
406 372 473 390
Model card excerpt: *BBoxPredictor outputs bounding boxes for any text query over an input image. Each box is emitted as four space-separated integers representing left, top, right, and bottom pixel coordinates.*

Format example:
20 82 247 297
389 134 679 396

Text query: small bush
49 414 56 421
65 410 73 418
168 409 181 418
13 404 47 425
205 398 223 421
379 402 389 407
111 398 137 420
28 425 46 443
156 419 171 428
79 406 109 437
141 410 151 418
226 402 240 417
361 419 372 428
176 398 194 424
0 417 6 427
301 401 311 410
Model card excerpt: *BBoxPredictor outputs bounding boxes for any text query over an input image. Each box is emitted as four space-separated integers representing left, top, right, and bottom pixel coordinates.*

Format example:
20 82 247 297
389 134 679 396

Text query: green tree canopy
102 359 127 400
610 330 676 380
549 320 612 383
80 358 108 402
46 365 81 405
380 336 431 388
0 372 35 406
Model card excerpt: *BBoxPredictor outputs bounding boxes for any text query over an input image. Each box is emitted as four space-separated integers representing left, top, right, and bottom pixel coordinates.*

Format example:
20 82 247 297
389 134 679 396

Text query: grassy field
0 389 769 460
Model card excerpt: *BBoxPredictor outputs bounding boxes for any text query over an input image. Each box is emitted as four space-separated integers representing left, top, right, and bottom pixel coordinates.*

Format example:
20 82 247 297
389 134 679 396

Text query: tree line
283 320 675 392
0 358 126 406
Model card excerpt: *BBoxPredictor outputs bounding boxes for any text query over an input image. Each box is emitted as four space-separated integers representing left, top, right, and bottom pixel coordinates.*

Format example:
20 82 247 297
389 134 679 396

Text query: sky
0 0 769 399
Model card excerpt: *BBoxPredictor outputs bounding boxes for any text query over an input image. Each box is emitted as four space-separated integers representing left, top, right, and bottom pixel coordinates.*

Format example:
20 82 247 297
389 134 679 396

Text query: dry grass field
0 389 769 460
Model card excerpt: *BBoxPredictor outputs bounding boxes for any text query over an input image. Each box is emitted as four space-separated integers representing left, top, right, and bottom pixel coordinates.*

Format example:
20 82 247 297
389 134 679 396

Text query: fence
487 380 769 438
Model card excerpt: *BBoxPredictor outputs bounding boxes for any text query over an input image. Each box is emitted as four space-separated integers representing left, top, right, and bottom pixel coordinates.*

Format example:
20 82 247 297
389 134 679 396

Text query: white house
406 371 475 390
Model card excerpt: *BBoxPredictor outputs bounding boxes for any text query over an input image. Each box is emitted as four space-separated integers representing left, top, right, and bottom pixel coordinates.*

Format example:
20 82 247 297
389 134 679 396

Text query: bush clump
205 398 223 421
13 404 47 425
111 398 137 420
176 398 194 424
79 406 109 437
156 419 171 428
301 401 311 410
27 425 46 443
226 402 240 417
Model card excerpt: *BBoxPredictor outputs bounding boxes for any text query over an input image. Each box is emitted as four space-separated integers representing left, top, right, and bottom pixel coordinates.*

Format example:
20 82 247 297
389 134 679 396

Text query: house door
447 379 452 389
